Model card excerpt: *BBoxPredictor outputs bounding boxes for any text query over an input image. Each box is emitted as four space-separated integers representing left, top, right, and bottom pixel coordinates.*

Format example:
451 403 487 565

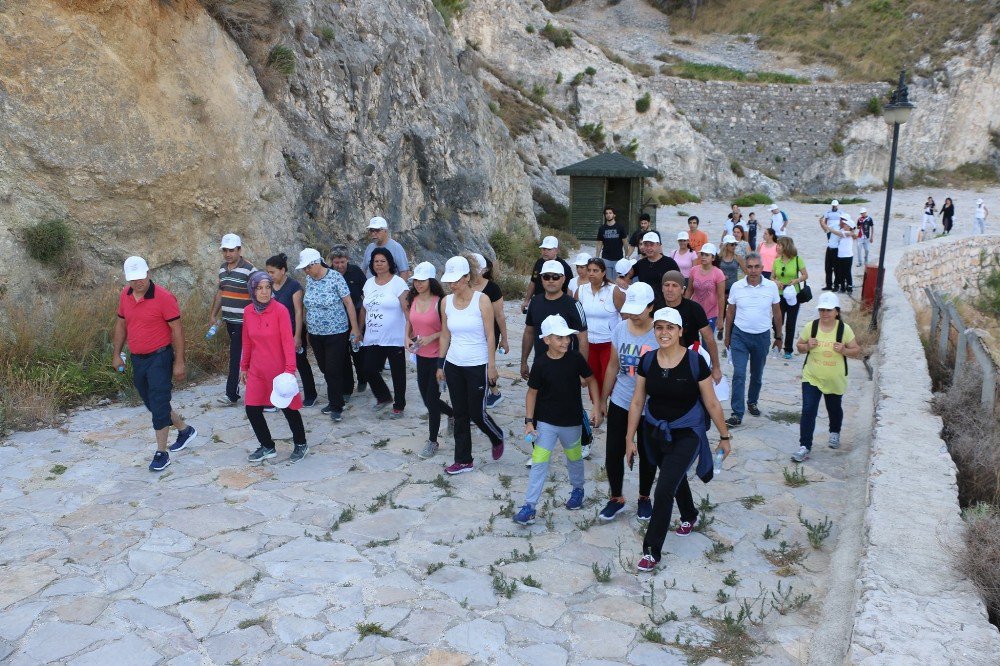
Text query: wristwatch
524 417 535 425
720 435 732 440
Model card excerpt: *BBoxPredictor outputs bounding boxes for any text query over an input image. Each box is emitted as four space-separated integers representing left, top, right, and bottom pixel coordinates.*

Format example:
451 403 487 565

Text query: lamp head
884 68 915 125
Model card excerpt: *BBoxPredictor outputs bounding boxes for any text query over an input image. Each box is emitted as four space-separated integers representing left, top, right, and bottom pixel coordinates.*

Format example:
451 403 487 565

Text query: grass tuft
356 621 390 638
266 45 295 75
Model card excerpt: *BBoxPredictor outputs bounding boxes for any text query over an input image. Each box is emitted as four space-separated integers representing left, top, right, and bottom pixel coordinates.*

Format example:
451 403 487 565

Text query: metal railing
924 288 997 414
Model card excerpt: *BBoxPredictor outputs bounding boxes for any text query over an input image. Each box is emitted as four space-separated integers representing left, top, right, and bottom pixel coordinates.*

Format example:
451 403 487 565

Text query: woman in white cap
771 237 809 360
576 258 618 396
625 307 731 572
464 252 510 409
685 242 726 333
568 252 591 295
598 282 658 522
405 262 454 459
240 271 309 463
360 248 410 416
612 257 634 313
792 291 861 463
298 248 361 423
437 256 504 474
973 198 989 234
671 232 695 284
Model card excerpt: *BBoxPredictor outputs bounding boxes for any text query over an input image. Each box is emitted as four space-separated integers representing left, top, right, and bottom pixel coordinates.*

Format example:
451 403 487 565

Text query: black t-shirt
596 222 627 260
271 278 303 331
638 350 710 422
482 280 503 344
342 264 366 312
525 294 588 360
530 257 574 294
663 298 710 347
633 255 679 295
529 350 593 427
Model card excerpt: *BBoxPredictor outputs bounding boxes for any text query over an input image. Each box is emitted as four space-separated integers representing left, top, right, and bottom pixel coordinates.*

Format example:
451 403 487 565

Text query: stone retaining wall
848 240 1000 662
894 234 1000 308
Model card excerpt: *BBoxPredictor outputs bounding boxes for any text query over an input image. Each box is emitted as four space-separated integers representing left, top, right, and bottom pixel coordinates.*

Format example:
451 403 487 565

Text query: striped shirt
218 257 256 323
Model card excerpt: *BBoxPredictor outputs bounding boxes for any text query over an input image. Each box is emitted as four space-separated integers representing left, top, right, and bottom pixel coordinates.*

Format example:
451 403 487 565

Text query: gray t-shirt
362 238 410 278
609 319 657 410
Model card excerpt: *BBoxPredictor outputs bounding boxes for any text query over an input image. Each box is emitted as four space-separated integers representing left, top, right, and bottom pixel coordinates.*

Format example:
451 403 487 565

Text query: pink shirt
408 296 442 358
759 242 779 272
689 266 726 319
672 249 696 278
240 302 302 408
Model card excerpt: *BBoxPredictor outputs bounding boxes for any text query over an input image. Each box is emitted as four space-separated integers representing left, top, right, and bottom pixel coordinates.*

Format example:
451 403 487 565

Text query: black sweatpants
342 342 365 394
445 361 503 464
246 405 306 450
778 299 800 355
834 257 853 291
365 345 406 411
310 331 348 411
642 426 700 561
416 356 454 442
296 336 317 403
824 247 838 289
605 402 656 498
224 322 243 401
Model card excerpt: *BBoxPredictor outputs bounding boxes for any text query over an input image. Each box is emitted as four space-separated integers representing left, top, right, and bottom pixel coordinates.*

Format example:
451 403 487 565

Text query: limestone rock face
0 0 533 295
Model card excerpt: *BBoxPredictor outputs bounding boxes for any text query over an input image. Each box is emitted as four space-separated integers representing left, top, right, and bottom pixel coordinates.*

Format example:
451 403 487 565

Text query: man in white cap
855 208 874 267
113 256 196 472
820 213 856 293
595 206 629 279
819 201 842 291
209 233 256 405
520 235 573 313
362 216 411 280
769 203 789 238
974 198 989 235
632 232 679 304
522 260 589 379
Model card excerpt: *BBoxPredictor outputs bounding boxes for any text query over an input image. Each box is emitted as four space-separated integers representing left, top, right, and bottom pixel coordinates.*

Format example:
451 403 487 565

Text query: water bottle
117 352 127 373
496 347 506 356
206 324 218 340
439 379 448 394
714 448 725 475
525 432 537 445
350 335 361 353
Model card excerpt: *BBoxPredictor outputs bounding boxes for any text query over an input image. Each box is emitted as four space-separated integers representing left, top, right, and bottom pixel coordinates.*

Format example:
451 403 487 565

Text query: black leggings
246 405 306 449
310 331 348 411
296 335 317 402
342 341 365 394
778 298 800 354
445 361 503 464
824 246 838 289
834 257 853 291
605 402 656 498
416 356 454 442
225 322 243 402
642 426 699 561
365 345 406 410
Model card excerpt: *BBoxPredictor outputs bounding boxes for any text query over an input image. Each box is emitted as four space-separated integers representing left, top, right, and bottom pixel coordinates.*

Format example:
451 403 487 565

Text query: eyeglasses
745 264 762 270
540 274 563 281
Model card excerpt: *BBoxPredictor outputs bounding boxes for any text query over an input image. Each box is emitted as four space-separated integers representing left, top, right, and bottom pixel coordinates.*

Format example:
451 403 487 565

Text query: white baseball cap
573 252 591 266
367 216 388 230
770 204 779 211
859 207 867 214
641 231 661 243
539 314 578 339
977 198 984 205
620 282 655 315
470 253 487 270
783 285 797 307
830 199 840 207
614 257 635 275
270 373 300 409
412 261 436 281
123 256 149 281
722 234 738 244
817 291 840 310
540 259 565 276
440 256 470 283
295 248 323 269
220 233 242 249
652 307 683 327
700 243 719 256
539 235 559 249
676 231 689 241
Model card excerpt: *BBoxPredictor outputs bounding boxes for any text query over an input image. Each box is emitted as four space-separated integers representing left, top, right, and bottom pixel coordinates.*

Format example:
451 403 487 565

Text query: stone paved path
6 189 979 664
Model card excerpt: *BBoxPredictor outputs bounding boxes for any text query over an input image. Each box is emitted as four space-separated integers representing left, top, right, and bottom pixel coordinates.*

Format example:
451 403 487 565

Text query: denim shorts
133 346 174 430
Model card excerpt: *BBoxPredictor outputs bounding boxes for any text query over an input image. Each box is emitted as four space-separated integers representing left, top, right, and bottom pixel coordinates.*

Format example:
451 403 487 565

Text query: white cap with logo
573 252 591 266
440 256 471 283
620 282 655 315
817 291 840 310
641 231 661 244
722 234 738 244
539 235 559 249
770 204 779 211
367 216 388 230
539 315 578 339
295 248 323 269
270 373 300 409
412 261 436 281
652 307 683 327
220 233 242 249
124 256 149 281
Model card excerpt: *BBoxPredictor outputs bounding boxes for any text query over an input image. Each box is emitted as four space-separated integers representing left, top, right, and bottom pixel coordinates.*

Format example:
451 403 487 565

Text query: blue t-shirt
271 278 302 331
609 319 657 410
303 268 351 335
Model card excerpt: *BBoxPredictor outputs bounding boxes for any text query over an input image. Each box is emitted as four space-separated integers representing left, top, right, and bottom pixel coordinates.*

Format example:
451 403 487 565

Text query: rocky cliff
0 0 533 295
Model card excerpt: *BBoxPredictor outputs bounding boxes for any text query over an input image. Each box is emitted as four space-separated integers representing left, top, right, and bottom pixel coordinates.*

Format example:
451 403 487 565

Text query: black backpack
804 319 847 375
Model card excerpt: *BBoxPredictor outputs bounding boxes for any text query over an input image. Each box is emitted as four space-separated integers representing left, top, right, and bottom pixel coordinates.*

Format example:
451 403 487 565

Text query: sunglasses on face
541 274 563 281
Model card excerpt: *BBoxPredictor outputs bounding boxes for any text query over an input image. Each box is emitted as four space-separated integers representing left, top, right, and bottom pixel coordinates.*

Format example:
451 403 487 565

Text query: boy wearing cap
974 198 989 234
362 216 411 280
521 236 574 312
514 315 602 524
856 209 873 266
113 257 196 472
210 233 256 405
595 206 628 279
633 232 679 302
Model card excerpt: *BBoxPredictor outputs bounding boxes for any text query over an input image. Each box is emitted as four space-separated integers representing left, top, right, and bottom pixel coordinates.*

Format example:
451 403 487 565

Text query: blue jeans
799 382 843 450
133 346 174 430
707 317 717 332
730 327 770 419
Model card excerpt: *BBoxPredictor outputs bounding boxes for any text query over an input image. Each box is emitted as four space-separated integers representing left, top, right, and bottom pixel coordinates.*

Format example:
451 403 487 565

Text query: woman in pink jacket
240 271 308 463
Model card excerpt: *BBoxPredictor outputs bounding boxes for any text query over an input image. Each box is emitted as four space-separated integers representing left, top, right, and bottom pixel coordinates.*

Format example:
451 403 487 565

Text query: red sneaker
491 440 505 460
637 554 659 572
675 516 699 536
445 462 474 475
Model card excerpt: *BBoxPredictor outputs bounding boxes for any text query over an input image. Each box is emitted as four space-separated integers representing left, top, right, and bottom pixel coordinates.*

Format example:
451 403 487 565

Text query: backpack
804 319 847 375
640 348 702 382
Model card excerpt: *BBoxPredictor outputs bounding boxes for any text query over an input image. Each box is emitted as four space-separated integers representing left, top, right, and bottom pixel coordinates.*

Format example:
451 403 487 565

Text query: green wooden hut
555 152 658 241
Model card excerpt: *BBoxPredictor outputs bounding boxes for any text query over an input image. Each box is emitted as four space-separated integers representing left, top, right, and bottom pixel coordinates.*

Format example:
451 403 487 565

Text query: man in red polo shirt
112 256 197 472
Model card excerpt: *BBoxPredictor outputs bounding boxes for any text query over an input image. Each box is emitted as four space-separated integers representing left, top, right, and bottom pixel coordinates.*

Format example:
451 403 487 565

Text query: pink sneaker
675 516 699 536
491 440 505 461
637 554 659 572
445 462 474 475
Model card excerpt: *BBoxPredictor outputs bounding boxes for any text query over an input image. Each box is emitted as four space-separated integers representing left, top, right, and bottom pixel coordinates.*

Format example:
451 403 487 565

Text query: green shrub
831 140 845 155
653 188 701 206
570 72 586 86
578 121 606 149
525 24 535 33
267 45 295 75
317 26 335 44
534 190 570 230
866 96 882 116
23 218 71 263
555 72 563 84
635 92 652 113
529 84 547 104
432 0 467 27
621 138 639 160
732 193 774 207
730 160 745 178
540 21 574 48
584 66 597 76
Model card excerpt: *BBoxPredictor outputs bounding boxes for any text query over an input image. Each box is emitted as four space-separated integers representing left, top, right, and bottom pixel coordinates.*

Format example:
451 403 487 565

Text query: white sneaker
581 444 591 460
828 433 841 449
791 446 810 463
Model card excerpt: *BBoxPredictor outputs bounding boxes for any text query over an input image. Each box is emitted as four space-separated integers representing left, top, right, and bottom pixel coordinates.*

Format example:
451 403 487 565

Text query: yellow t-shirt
800 319 855 395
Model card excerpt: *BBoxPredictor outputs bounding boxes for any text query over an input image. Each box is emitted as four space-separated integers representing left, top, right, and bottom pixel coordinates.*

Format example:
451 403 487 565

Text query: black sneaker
321 404 333 415
821 286 833 291
302 397 317 408
148 451 170 472
330 410 343 423
725 416 742 427
169 426 197 452
356 382 367 394
289 443 309 463
247 446 277 463
747 403 761 417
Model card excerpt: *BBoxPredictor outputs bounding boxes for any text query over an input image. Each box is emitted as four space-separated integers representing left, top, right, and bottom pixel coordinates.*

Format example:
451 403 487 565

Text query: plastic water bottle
439 379 448 394
206 324 218 340
117 352 127 373
496 347 506 356
525 432 537 445
351 335 361 353
714 449 725 475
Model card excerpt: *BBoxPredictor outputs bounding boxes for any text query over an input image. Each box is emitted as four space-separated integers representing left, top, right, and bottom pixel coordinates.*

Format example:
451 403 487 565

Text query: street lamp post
870 68 915 331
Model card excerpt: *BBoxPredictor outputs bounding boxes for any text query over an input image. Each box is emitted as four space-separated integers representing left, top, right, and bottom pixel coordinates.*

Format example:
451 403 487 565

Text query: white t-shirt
445 292 488 366
728 277 780 334
837 233 854 258
362 275 408 347
770 212 786 236
576 282 618 344
826 232 840 249
568 276 580 294
975 204 987 220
